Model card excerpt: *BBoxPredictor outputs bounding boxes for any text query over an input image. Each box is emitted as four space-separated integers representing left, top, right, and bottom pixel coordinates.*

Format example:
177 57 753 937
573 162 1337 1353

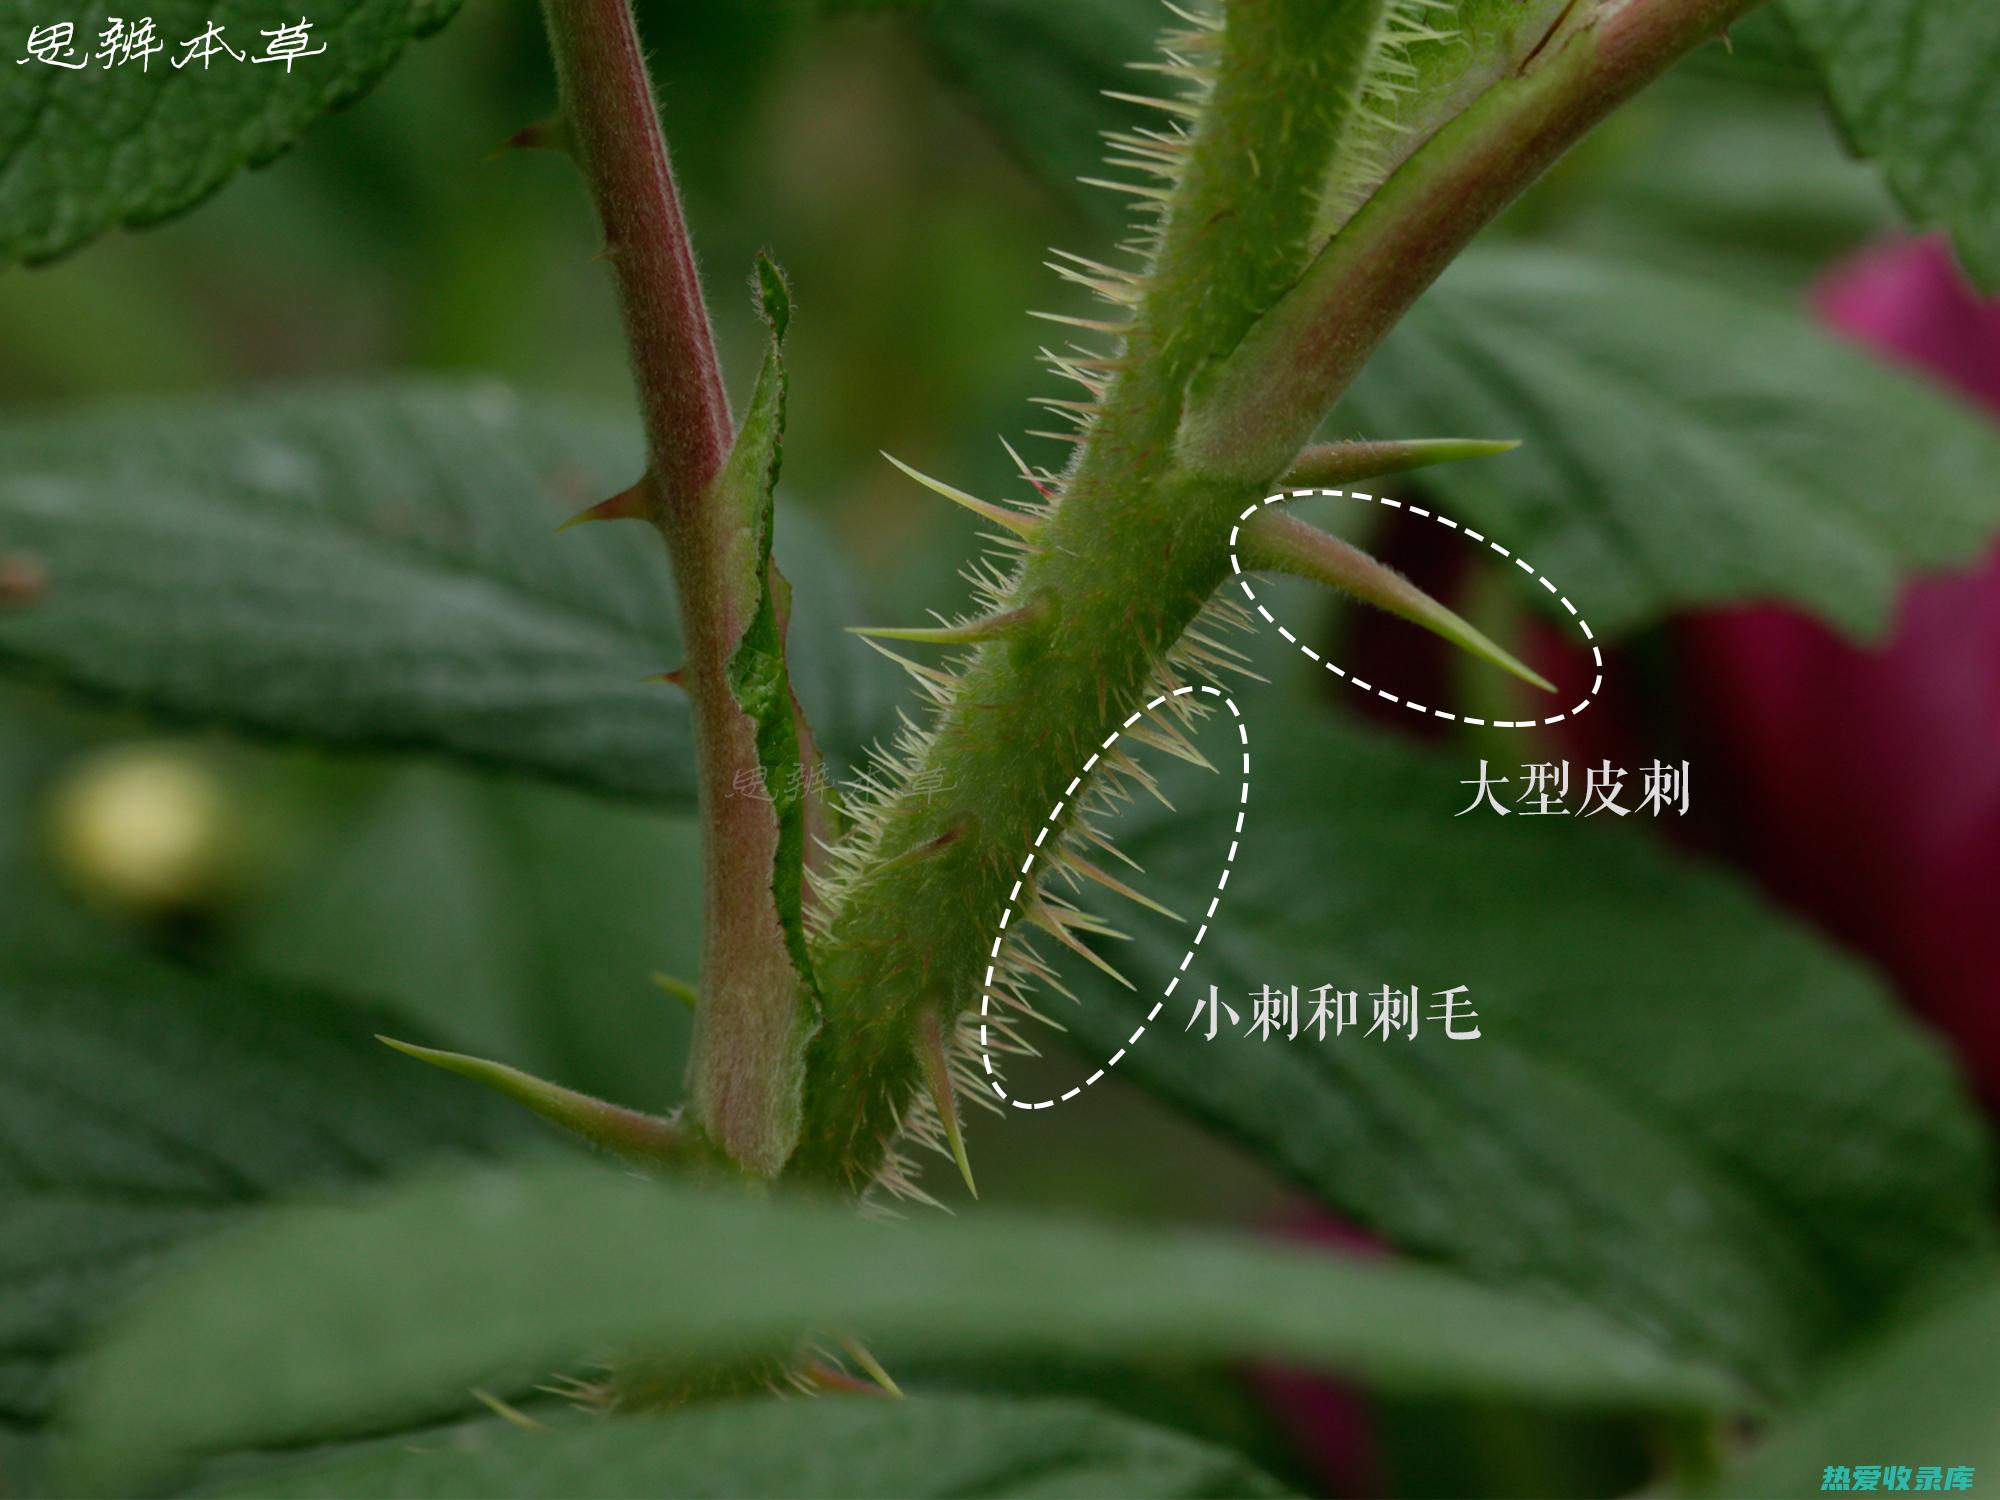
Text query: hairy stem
792 0 1394 1189
795 0 1768 1193
540 0 813 1175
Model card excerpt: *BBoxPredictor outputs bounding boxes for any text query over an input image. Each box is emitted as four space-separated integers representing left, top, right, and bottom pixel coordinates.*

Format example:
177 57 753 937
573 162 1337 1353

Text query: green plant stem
789 0 1379 1190
539 0 811 1175
794 0 1770 1193
1178 0 1771 480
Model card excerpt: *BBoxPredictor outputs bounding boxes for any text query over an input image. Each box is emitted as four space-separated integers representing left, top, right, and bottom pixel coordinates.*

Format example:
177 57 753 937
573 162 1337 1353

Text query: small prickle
917 1008 977 1198
650 972 698 1009
0 553 45 608
848 597 1046 648
557 478 649 531
487 115 572 161
881 453 1042 540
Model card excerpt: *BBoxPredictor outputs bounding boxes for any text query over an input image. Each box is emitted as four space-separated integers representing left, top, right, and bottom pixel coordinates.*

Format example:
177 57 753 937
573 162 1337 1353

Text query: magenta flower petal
1675 236 2000 1094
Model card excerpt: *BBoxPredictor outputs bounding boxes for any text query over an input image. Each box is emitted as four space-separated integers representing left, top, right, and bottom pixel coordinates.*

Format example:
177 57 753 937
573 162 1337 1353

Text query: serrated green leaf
0 1 463 267
200 1396 1294 1500
1783 0 2000 290
1058 689 1993 1399
0 382 867 806
59 1162 1746 1492
888 1351 1311 1489
0 950 538 1428
1713 1266 2000 1499
1340 247 2000 638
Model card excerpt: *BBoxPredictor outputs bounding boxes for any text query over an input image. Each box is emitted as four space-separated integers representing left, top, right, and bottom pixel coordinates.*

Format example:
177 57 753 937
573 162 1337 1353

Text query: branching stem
794 0 1772 1194
1178 0 1770 479
539 0 1773 1194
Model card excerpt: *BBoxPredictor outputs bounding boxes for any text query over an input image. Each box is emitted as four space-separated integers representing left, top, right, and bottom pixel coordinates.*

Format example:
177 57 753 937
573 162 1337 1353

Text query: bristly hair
819 0 1260 1204
821 0 1450 1203
1313 0 1465 234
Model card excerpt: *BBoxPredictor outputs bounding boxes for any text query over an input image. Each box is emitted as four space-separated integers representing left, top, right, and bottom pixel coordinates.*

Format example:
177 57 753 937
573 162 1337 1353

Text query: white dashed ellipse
1230 488 1602 727
977 685 1247 1110
980 488 1599 1110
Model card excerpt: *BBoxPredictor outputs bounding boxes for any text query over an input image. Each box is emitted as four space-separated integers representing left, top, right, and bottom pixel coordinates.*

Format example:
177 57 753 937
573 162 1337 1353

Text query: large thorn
881 453 1041 540
917 1009 977 1198
378 1037 685 1166
1239 509 1556 693
556 477 649 532
1280 438 1519 488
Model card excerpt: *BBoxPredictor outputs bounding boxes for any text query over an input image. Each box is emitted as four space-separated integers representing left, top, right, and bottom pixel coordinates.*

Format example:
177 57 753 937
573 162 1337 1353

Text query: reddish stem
540 0 732 506
540 0 810 1176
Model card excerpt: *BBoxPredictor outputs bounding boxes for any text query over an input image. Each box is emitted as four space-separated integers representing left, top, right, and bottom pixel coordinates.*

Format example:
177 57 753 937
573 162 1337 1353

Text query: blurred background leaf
0 950 543 1432
1036 667 1992 1398
232 764 706 1111
1339 248 2000 639
60 1163 1745 1494
199 1395 1296 1500
0 383 873 805
1714 1264 2000 1497
1509 67 1895 294
0 0 465 266
915 0 1155 228
1781 0 2000 290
